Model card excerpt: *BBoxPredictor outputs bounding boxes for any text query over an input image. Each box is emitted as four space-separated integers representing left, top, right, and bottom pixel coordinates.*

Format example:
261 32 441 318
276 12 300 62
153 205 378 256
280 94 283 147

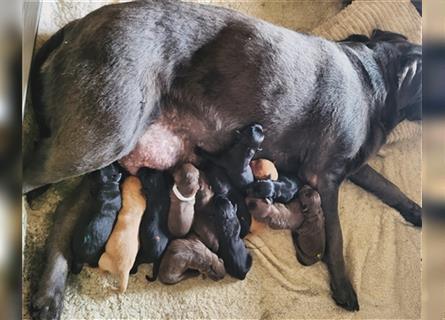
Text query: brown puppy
246 185 325 265
192 172 219 252
249 159 278 234
293 186 326 266
98 176 146 292
168 163 200 237
154 234 226 284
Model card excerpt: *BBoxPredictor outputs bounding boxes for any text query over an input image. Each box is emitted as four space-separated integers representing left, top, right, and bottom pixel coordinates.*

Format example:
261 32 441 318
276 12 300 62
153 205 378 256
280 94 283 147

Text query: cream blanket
23 1 421 318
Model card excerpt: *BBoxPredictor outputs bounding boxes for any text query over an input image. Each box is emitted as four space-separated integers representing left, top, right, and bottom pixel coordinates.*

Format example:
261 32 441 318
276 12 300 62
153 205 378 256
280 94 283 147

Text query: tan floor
23 1 421 319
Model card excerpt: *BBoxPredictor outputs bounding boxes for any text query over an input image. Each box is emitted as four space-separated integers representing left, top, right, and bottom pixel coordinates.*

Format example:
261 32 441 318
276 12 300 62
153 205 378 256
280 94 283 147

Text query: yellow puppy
250 159 278 180
98 176 146 293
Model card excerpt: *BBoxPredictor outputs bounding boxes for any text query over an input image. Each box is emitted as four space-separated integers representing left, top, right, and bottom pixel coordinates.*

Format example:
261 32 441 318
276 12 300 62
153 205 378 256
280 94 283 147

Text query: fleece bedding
23 1 421 319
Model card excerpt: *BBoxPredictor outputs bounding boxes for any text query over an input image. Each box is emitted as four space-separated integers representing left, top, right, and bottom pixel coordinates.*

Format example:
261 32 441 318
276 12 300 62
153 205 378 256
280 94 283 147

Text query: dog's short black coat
71 163 122 274
246 173 301 203
131 167 172 274
26 1 422 314
212 195 252 280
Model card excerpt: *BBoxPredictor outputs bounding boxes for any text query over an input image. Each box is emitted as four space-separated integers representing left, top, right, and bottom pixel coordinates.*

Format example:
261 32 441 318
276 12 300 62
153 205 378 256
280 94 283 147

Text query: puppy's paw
330 279 360 312
401 202 422 227
30 289 64 320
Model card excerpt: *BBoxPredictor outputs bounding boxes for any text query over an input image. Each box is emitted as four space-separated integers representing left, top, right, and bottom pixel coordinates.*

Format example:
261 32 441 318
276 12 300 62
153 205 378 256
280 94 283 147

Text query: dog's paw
30 289 64 320
401 202 422 227
330 279 360 312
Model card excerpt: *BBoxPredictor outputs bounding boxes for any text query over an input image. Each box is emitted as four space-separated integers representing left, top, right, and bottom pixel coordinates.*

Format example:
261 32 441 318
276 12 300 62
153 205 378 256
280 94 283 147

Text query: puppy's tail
145 259 160 282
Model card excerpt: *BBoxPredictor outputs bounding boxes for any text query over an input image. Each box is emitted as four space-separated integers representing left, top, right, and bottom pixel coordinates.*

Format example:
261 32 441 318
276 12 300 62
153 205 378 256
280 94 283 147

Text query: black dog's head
342 29 422 123
235 123 265 149
370 30 422 123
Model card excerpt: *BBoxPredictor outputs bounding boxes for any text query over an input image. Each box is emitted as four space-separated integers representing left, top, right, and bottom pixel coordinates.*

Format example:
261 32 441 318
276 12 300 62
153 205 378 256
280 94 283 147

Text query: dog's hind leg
30 190 83 320
349 164 421 226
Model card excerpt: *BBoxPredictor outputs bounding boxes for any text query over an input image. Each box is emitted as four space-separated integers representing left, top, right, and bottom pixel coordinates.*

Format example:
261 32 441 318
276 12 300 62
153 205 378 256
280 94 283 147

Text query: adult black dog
25 0 421 315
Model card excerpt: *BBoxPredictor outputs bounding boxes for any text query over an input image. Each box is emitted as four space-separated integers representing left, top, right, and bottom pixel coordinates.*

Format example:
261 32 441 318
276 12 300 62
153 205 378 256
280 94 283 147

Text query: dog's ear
370 29 407 42
340 34 370 43
397 45 422 121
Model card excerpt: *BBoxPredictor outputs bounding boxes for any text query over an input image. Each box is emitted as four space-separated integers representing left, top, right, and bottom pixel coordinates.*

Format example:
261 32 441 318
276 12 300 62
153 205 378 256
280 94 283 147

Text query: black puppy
71 163 122 274
246 173 301 204
212 195 252 280
197 123 265 237
204 163 251 238
197 123 265 190
131 167 172 274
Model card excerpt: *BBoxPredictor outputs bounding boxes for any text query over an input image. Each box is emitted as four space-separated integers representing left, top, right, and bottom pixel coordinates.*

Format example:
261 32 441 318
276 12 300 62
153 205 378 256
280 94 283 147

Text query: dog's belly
119 110 234 174
119 123 186 174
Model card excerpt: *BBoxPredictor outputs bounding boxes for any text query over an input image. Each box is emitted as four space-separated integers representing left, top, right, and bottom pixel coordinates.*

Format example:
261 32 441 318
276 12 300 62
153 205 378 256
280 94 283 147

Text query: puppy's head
298 185 321 213
236 123 265 149
250 159 278 180
245 196 274 220
98 163 122 184
137 167 172 196
245 180 275 202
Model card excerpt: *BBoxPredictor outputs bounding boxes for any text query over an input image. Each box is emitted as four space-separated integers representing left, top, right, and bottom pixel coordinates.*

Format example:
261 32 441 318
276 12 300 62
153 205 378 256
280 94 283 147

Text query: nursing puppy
246 185 325 265
213 195 252 280
197 123 265 189
168 163 200 237
131 168 172 273
202 162 251 238
147 234 225 284
192 172 219 252
71 163 122 273
292 185 326 266
98 176 146 293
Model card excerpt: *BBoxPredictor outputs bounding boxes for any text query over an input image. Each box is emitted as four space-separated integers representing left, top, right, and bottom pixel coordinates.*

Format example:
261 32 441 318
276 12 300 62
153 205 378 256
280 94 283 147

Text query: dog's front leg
317 178 359 311
349 164 421 226
30 197 80 320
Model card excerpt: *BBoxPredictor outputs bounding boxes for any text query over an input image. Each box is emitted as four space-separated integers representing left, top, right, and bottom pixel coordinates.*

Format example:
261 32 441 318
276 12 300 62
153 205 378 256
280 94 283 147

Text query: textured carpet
23 1 421 319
